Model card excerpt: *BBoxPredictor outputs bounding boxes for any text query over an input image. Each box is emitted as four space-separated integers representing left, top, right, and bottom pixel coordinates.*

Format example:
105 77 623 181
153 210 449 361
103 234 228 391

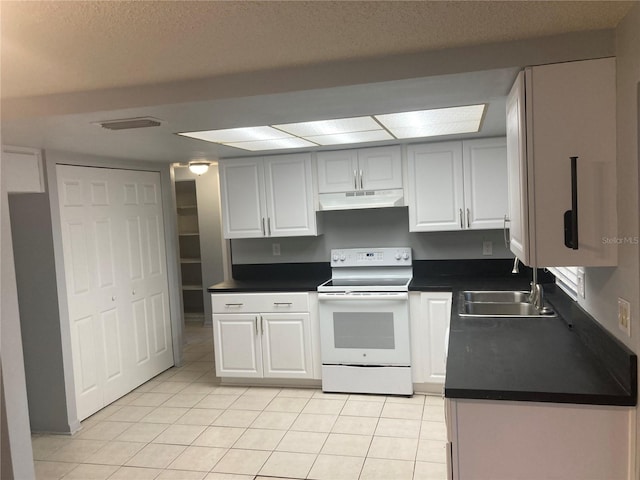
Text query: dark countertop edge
207 281 327 293
444 387 636 407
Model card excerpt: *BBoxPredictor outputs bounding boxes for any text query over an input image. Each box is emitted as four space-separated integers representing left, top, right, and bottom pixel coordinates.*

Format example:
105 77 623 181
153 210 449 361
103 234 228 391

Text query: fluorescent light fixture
224 137 318 151
175 104 486 152
375 104 485 139
305 130 393 145
274 117 381 137
178 126 293 143
385 121 485 139
188 162 210 175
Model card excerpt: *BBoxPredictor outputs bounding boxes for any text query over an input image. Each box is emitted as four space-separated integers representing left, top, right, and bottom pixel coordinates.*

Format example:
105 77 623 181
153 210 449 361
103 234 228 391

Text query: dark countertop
207 259 636 406
410 272 637 406
208 278 327 292
208 262 330 293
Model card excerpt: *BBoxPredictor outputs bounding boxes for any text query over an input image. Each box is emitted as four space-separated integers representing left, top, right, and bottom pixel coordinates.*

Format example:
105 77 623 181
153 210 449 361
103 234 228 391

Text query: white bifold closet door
57 165 174 420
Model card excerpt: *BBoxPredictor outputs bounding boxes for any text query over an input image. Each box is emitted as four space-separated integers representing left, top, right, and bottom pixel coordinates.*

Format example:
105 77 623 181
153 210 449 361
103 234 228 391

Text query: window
548 266 583 300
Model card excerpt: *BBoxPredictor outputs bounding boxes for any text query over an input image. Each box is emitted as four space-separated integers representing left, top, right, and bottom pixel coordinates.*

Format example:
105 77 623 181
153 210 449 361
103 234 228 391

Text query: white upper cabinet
316 149 359 193
507 58 617 267
407 138 507 232
358 146 403 190
219 153 318 239
219 158 266 238
263 154 316 237
463 138 509 229
407 141 465 231
317 145 401 193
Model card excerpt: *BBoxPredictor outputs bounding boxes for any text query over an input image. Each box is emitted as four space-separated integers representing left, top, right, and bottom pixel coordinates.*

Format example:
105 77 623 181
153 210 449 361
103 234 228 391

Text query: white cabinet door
219 158 266 238
450 399 631 480
264 154 317 237
358 146 402 190
261 313 313 379
421 292 452 383
507 59 617 267
317 149 358 193
407 142 464 231
506 72 531 264
213 314 262 378
462 138 508 230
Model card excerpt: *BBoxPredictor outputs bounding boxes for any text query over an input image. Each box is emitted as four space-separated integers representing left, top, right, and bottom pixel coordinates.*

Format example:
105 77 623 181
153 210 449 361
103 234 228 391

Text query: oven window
333 312 395 349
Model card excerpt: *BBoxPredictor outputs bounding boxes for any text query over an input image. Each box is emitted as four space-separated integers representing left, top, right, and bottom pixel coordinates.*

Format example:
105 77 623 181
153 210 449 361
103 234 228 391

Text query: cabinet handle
255 316 259 335
503 215 510 248
225 303 244 307
261 217 266 236
273 302 292 306
563 156 579 250
260 315 264 335
267 217 271 236
359 170 363 189
353 170 358 190
459 209 463 229
466 208 470 228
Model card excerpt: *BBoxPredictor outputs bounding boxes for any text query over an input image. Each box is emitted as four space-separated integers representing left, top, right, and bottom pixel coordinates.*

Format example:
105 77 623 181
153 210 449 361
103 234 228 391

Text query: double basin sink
459 290 556 317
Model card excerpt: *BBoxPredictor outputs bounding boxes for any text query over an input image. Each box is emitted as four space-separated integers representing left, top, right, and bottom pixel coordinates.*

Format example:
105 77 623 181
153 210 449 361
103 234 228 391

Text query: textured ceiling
1 0 634 99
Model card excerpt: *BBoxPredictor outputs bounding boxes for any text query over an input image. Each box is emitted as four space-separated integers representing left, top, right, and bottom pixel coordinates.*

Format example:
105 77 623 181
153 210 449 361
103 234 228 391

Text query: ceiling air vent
97 117 163 130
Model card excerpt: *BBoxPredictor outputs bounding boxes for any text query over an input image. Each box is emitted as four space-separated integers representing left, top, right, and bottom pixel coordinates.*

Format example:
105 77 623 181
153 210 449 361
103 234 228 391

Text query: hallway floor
32 324 447 480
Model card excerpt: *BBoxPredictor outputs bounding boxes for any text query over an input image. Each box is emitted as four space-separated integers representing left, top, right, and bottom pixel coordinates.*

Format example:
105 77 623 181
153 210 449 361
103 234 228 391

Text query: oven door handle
318 292 408 301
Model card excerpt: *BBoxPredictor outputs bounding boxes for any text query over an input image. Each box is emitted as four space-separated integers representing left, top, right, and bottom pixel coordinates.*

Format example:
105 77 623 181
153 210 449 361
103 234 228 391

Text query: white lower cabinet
410 292 452 387
446 398 632 480
212 293 314 380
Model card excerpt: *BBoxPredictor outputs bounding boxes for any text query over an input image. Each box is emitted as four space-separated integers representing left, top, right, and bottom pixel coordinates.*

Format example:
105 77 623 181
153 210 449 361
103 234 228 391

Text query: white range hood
318 189 404 211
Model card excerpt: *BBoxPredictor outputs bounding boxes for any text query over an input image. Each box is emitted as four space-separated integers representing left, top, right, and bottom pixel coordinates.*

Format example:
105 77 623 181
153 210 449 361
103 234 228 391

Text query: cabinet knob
111 296 116 301
132 290 136 295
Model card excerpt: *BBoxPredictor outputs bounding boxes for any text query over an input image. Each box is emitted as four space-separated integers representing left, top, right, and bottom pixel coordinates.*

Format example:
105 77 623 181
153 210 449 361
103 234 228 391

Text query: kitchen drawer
212 292 309 313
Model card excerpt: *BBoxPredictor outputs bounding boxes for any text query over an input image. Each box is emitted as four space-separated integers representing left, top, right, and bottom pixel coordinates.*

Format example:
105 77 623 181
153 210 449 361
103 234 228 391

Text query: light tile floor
33 324 447 480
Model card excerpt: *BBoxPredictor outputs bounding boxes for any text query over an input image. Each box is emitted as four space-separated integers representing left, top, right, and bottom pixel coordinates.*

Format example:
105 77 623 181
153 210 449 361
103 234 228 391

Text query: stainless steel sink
458 291 556 318
462 290 530 303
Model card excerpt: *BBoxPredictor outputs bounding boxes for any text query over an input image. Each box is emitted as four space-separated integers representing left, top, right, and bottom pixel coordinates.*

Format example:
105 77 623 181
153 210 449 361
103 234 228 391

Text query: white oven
317 247 413 395
318 292 410 365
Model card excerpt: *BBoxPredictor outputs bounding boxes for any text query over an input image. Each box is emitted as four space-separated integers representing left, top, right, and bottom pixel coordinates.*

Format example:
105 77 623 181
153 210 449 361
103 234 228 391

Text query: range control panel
330 247 412 267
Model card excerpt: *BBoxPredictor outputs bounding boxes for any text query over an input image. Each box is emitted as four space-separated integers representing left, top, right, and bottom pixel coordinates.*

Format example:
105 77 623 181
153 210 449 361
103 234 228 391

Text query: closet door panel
57 165 174 420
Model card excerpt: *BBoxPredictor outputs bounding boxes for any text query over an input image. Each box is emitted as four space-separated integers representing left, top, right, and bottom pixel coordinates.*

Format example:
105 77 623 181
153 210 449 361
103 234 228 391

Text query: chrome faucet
513 258 547 312
528 267 550 313
511 257 520 274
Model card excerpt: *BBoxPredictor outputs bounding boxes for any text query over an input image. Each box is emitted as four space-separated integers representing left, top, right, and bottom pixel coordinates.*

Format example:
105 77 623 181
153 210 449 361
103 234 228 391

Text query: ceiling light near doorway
176 104 485 151
188 162 210 175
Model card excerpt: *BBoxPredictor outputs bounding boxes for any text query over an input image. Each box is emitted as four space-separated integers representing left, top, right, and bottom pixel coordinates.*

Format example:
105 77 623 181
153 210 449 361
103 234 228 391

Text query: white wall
580 4 640 478
582 4 639 352
231 207 512 264
1 156 36 478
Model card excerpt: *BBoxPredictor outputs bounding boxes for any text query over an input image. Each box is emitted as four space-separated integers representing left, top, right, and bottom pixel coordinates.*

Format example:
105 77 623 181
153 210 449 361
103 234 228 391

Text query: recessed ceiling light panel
375 104 485 138
178 126 293 143
305 130 394 145
274 116 382 137
224 138 318 151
